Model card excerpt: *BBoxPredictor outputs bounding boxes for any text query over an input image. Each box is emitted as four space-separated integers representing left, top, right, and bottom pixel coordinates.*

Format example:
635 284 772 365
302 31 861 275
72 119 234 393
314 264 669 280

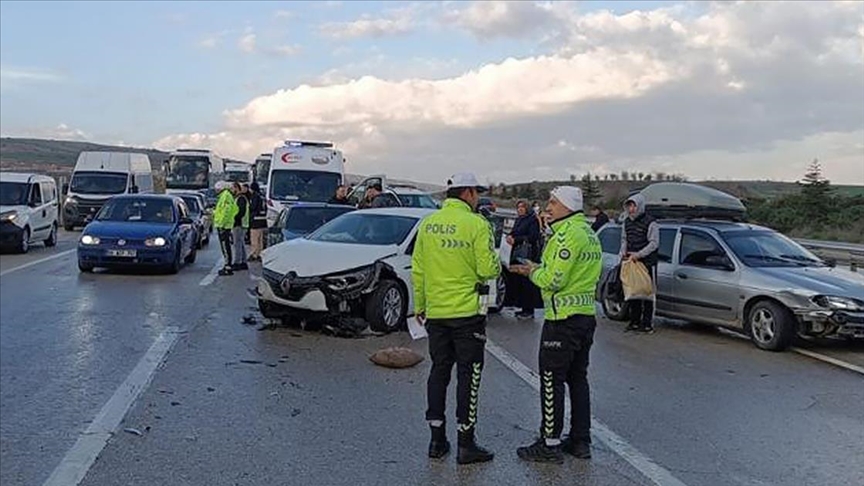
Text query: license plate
106 249 136 257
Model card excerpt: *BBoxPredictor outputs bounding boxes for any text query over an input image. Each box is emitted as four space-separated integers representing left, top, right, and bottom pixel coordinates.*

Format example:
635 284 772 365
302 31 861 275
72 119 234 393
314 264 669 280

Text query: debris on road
291 408 302 417
240 359 263 365
241 314 258 326
123 428 143 437
207 387 215 392
369 347 424 369
170 401 181 406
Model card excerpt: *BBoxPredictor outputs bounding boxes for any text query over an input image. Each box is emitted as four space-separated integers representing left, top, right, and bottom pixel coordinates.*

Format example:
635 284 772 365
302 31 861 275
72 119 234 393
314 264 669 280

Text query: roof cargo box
635 183 747 221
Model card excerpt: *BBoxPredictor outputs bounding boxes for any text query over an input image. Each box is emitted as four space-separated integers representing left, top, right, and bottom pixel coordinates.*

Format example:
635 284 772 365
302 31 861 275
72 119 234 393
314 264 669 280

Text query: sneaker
516 311 534 320
561 436 592 459
428 426 451 459
517 438 564 464
233 263 249 271
625 324 640 333
637 326 655 334
457 431 494 465
218 268 234 276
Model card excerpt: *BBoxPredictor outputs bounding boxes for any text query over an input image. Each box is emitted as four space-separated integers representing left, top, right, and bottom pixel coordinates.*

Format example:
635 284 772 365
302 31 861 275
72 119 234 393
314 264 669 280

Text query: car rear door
655 227 679 314
673 228 741 325
29 182 47 239
347 175 386 206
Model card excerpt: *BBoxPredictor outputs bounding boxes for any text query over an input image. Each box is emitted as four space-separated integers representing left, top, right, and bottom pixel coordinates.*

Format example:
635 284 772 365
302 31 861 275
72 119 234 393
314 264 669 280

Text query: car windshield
0 182 29 205
285 207 355 234
97 198 175 224
225 171 249 183
723 230 824 267
270 170 340 203
397 193 439 209
165 156 210 189
70 171 128 195
255 159 270 185
308 213 417 245
179 196 202 216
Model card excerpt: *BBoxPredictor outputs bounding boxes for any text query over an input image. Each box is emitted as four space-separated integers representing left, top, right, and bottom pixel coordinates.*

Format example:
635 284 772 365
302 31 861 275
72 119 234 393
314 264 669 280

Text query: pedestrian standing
328 185 350 205
213 181 238 276
248 182 267 261
507 200 541 319
412 173 501 465
510 186 602 463
232 182 250 271
589 206 610 232
620 193 659 333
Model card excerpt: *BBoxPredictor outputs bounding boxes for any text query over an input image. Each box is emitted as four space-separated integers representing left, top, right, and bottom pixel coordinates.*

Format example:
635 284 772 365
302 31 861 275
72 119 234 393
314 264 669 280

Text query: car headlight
65 197 76 205
325 265 376 292
813 295 864 311
0 211 17 222
145 237 168 247
80 235 100 245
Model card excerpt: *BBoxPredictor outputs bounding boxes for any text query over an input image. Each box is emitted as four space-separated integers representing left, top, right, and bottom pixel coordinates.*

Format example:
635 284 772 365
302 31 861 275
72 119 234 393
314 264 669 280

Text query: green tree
580 173 602 208
569 173 577 183
644 174 653 182
621 171 629 181
799 158 832 221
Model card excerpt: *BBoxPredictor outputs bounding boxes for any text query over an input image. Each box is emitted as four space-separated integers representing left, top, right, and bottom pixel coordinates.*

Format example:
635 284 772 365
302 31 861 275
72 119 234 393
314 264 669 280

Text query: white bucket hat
550 186 584 212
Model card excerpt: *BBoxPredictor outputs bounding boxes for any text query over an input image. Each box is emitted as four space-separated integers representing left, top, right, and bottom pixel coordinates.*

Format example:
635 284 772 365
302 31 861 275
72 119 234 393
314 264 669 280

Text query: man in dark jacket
619 193 659 333
248 182 267 261
360 183 400 209
506 200 541 319
329 185 350 205
232 183 250 271
590 206 609 232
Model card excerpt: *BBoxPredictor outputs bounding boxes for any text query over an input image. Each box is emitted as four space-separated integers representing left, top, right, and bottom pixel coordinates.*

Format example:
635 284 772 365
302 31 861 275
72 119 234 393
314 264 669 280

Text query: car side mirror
706 255 734 271
824 258 837 268
130 186 139 194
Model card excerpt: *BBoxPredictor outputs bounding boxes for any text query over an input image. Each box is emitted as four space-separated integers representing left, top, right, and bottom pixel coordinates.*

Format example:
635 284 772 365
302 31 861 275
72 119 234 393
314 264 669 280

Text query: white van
224 160 254 184
63 152 154 230
253 153 271 194
267 140 344 226
163 149 225 195
1 173 59 253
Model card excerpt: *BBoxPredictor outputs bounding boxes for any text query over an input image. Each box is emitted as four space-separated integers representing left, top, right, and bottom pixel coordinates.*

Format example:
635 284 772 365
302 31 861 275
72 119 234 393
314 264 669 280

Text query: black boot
517 438 564 464
457 429 494 465
428 425 450 459
561 435 592 459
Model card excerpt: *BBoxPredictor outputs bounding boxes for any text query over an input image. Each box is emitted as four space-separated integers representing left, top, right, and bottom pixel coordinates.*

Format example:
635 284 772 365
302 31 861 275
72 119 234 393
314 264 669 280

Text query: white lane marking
718 329 864 376
791 347 864 375
199 256 224 287
42 327 181 486
486 339 689 486
0 249 76 277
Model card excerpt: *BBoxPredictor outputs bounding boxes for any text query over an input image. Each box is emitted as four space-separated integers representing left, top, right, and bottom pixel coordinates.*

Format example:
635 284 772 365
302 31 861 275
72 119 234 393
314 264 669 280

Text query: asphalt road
1 231 862 486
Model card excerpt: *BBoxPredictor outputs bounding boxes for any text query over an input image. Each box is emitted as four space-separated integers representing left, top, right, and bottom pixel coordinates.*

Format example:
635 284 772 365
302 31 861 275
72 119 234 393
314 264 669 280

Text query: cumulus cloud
238 33 257 53
5 123 90 141
441 1 570 40
197 36 219 49
319 8 416 40
156 1 864 184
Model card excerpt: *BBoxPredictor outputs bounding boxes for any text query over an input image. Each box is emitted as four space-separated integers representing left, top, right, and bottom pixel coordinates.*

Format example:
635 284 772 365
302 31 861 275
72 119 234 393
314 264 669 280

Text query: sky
1 0 862 185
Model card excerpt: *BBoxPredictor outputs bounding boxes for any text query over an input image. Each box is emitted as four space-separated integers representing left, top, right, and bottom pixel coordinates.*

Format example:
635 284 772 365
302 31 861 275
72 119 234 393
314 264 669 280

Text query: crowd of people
212 180 267 276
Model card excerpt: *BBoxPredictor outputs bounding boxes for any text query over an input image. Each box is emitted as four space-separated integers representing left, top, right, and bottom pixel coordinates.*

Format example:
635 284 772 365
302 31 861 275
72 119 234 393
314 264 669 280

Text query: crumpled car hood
262 238 399 277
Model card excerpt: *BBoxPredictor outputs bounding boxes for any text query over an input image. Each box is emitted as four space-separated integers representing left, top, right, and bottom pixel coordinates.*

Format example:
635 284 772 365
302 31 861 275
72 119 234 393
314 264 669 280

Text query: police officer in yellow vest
510 186 602 464
412 173 500 465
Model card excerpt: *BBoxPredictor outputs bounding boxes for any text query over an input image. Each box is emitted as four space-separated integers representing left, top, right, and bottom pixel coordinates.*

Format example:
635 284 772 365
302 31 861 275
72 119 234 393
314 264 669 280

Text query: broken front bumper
257 275 329 312
797 309 864 339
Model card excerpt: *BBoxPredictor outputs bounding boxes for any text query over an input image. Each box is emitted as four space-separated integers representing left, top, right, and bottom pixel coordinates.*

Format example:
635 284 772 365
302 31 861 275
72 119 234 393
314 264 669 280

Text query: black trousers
425 316 487 433
628 263 657 329
218 229 233 269
539 315 595 442
515 275 541 314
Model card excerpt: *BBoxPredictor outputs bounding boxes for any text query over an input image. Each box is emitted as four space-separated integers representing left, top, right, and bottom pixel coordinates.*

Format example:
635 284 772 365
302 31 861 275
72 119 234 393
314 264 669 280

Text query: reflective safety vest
530 212 602 320
213 190 238 230
412 199 501 320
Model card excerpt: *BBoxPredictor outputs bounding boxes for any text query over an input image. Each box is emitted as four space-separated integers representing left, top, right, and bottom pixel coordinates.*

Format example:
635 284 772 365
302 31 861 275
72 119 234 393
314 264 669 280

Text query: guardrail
794 239 864 256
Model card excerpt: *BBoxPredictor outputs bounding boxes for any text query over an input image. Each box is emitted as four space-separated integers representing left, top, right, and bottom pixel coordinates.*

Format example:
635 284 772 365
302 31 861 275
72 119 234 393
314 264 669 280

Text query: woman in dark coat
507 200 542 319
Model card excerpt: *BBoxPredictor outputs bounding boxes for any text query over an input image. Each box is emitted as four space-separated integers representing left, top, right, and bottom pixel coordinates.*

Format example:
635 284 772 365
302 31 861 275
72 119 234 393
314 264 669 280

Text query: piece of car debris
240 359 263 364
369 347 424 369
123 428 143 436
242 314 258 325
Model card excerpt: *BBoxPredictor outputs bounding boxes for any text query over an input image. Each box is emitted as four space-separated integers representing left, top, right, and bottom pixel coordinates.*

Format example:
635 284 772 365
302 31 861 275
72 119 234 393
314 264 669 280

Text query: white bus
224 160 254 184
253 153 271 194
163 149 224 194
267 140 344 226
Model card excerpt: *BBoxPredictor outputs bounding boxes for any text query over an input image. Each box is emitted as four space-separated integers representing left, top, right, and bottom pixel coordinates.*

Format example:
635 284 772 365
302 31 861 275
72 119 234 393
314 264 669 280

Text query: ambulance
267 141 344 226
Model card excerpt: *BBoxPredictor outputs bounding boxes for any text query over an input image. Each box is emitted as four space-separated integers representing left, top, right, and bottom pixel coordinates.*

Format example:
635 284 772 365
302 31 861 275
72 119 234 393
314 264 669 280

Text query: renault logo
118 239 126 246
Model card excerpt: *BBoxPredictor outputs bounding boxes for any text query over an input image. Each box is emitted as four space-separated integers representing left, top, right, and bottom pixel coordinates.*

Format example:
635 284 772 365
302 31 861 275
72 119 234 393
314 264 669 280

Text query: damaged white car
257 208 506 334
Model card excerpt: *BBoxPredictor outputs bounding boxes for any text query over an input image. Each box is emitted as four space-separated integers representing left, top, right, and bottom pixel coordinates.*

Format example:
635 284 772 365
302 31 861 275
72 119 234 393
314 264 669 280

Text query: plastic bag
620 260 654 300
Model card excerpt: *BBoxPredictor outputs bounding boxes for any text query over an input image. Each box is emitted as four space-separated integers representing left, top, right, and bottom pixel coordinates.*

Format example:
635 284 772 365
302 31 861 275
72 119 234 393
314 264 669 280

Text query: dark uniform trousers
218 229 233 267
628 263 657 329
425 315 487 433
539 314 596 442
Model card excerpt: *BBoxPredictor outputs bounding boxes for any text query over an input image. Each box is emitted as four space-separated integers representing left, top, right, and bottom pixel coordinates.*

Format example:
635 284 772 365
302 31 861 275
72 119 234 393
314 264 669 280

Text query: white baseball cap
550 186 584 212
447 172 487 193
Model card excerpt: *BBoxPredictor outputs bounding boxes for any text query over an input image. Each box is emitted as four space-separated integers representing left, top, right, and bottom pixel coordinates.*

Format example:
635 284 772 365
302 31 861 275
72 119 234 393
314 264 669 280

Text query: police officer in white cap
510 186 603 463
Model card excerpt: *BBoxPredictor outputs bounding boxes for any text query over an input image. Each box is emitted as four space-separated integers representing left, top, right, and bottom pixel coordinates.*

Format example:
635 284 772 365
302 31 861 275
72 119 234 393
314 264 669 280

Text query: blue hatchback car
77 194 198 273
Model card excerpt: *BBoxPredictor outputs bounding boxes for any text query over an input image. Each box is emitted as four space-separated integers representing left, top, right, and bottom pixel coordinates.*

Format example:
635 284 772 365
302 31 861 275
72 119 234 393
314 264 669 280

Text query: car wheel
489 273 506 314
602 295 630 321
747 300 795 351
16 227 30 254
78 261 94 273
168 246 182 274
44 223 58 247
184 245 197 264
366 280 407 333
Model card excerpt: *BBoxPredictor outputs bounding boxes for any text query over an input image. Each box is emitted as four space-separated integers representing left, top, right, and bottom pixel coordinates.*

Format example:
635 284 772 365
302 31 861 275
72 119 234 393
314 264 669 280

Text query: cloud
0 66 63 89
319 8 416 40
197 35 219 49
441 1 569 40
238 33 257 53
274 10 295 19
4 123 90 141
264 44 302 57
156 2 864 185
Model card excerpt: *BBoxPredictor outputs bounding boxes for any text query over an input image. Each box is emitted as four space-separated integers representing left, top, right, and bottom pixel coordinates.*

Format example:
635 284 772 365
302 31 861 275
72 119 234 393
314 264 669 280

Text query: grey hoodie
619 193 660 260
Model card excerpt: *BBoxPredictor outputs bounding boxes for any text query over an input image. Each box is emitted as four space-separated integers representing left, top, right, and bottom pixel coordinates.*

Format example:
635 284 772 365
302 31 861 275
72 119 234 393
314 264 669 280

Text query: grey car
596 220 864 351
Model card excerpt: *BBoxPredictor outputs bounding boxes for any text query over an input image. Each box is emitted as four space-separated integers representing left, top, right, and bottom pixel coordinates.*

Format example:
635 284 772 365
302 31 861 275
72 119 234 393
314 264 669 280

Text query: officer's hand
506 235 515 246
417 313 426 326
